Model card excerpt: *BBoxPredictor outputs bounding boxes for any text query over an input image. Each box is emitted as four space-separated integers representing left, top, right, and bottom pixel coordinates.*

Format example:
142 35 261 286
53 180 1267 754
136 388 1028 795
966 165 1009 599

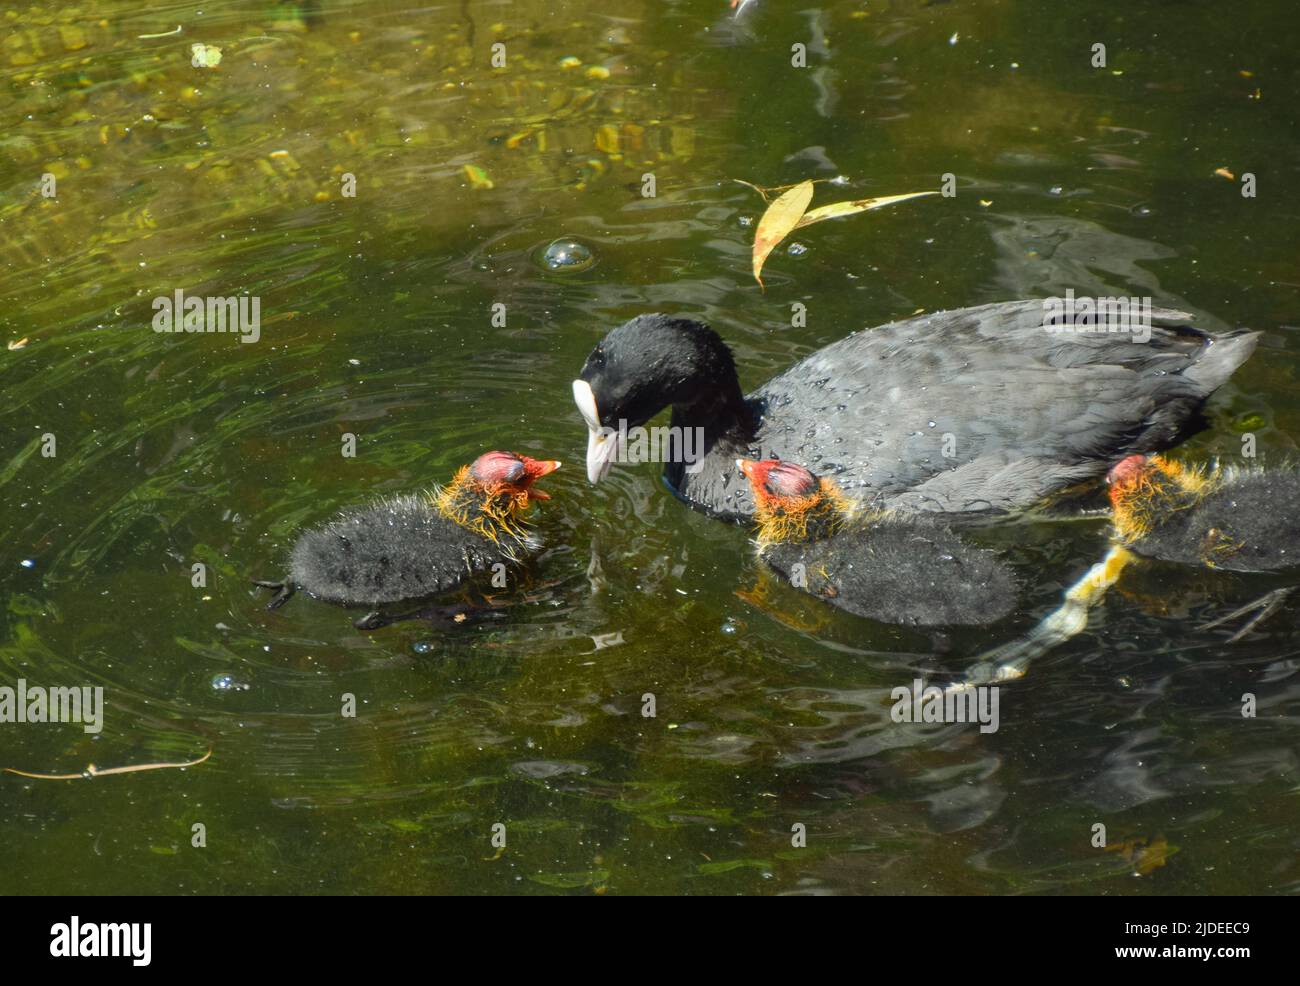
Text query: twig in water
3 747 212 780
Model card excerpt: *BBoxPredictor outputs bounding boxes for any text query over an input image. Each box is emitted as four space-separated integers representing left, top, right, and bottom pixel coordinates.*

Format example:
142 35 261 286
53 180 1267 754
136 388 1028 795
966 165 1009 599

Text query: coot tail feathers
1181 330 1260 393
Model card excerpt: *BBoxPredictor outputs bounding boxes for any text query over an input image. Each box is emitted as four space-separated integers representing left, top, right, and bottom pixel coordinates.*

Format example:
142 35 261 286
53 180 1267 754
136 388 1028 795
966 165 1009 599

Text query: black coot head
572 314 737 483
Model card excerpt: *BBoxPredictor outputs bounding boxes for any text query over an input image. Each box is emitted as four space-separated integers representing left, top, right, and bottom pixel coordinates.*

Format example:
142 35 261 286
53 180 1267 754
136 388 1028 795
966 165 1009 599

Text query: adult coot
737 457 1017 626
255 451 560 618
572 303 1258 520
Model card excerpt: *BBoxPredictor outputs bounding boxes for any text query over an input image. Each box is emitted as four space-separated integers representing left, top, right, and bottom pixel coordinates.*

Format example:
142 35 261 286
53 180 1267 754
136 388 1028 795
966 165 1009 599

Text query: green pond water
2 0 1298 895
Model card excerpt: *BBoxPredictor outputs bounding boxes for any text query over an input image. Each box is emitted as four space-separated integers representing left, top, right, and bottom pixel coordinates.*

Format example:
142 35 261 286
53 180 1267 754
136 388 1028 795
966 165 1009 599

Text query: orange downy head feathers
737 458 855 549
433 451 560 547
1106 453 1213 543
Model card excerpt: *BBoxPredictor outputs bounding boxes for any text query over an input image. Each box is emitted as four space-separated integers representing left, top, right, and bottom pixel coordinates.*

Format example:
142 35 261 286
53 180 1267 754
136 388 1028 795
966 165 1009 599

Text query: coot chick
957 454 1300 683
737 457 1017 626
255 451 560 615
573 303 1258 520
1108 454 1300 572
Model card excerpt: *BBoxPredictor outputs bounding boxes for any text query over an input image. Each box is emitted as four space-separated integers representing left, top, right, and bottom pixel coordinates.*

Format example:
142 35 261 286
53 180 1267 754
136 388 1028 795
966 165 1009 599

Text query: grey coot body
257 451 560 609
738 458 1017 627
573 302 1258 521
1108 454 1300 573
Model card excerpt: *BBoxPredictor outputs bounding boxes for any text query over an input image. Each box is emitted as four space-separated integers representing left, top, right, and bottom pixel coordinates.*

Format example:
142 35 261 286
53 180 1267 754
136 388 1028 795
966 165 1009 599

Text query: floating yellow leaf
463 164 494 189
1214 167 1235 180
594 124 619 155
505 128 537 149
752 179 814 289
7 337 29 351
794 190 938 230
1105 834 1177 876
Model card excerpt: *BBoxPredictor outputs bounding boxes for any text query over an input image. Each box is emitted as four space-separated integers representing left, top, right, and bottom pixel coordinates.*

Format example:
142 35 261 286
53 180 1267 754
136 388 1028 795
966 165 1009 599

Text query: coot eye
581 348 606 379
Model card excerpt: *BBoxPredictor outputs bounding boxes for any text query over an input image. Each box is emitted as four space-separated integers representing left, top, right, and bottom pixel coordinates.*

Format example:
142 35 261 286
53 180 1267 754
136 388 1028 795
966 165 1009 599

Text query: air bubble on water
538 238 596 272
211 673 250 692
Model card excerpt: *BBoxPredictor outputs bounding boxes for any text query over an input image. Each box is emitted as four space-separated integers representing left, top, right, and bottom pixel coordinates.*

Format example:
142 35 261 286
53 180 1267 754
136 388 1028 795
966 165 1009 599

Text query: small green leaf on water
463 165 494 190
190 43 222 68
8 594 48 617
